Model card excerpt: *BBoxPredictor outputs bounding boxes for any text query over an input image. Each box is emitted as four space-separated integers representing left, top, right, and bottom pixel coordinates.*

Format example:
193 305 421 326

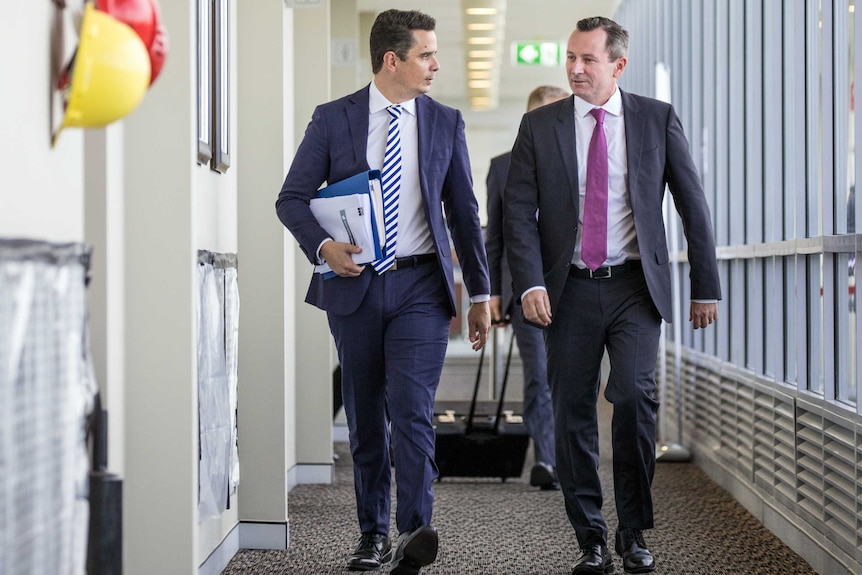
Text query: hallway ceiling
356 0 623 109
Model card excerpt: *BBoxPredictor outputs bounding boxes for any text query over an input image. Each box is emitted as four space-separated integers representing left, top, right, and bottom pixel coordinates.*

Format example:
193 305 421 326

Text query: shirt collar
574 86 622 119
369 80 417 116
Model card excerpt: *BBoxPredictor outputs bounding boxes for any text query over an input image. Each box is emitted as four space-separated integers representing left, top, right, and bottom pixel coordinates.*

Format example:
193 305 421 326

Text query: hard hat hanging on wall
95 0 168 85
52 0 169 147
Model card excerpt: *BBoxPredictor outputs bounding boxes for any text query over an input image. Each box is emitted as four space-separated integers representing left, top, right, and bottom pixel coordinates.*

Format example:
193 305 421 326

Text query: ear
613 56 627 79
383 50 399 72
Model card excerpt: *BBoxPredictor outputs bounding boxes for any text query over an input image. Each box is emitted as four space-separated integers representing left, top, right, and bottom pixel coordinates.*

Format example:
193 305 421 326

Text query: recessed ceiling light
465 8 498 16
467 23 497 31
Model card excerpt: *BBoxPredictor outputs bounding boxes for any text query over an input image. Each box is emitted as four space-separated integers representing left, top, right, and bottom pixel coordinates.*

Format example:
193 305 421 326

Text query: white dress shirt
367 81 435 258
572 88 640 268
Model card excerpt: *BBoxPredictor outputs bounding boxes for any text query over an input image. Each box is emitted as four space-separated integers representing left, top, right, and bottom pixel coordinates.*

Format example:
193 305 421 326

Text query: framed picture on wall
212 0 230 173
196 0 212 164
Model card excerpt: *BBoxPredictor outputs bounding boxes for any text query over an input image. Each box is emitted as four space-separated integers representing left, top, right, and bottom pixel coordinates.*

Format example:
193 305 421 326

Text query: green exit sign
513 42 562 66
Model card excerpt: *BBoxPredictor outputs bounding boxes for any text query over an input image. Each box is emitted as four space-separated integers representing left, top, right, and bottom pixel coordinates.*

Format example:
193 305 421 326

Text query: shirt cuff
315 238 333 265
691 299 718 304
470 294 491 304
521 286 547 300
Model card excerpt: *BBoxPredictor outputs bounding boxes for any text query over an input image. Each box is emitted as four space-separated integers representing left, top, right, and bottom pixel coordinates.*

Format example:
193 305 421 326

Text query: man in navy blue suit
276 9 490 575
504 17 720 575
485 85 569 491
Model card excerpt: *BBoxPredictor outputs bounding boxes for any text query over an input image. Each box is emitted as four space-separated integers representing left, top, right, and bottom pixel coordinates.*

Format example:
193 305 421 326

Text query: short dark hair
527 85 569 111
576 16 629 61
369 9 436 74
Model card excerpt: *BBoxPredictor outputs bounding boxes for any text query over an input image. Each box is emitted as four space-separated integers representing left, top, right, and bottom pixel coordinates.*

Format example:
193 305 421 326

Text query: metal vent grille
817 407 857 557
752 387 792 498
772 395 796 507
715 369 754 476
660 347 862 567
794 408 825 524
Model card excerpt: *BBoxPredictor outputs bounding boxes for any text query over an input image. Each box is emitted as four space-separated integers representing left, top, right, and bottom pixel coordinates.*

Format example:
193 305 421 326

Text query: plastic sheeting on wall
196 250 239 521
0 238 97 575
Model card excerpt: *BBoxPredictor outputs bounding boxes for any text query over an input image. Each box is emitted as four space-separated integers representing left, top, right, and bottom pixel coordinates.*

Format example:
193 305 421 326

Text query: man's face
565 28 626 106
392 29 440 98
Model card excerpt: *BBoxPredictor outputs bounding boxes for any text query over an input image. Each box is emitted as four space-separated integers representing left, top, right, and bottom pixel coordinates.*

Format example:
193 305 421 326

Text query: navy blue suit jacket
277 85 489 316
504 92 721 323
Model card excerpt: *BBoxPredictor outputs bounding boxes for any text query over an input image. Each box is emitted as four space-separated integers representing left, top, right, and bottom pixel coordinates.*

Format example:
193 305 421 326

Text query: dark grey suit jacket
485 151 514 317
276 85 489 317
503 92 721 323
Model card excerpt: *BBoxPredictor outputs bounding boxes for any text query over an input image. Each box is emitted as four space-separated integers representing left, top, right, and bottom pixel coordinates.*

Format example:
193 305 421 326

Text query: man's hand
320 241 365 277
489 296 508 326
521 290 552 327
467 301 491 351
690 301 718 329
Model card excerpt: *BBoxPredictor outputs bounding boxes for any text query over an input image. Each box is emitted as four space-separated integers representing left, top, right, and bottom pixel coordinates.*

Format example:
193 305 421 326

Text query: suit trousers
546 264 662 546
510 307 556 467
327 262 451 536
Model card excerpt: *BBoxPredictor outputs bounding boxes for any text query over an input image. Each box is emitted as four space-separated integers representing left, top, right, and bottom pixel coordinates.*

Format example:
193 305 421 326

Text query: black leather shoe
347 532 391 571
572 543 613 574
529 462 560 491
389 525 439 575
614 529 655 573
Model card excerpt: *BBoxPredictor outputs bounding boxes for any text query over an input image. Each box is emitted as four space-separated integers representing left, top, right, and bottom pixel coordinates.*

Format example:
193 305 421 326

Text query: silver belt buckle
590 266 612 279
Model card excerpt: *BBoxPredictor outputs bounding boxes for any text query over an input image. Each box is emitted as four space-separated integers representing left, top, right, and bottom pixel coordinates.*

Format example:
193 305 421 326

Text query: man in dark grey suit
485 85 569 491
503 17 721 575
277 10 490 575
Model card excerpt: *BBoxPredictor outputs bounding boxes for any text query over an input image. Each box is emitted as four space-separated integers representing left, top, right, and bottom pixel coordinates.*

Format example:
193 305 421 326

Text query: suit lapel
416 96 436 197
347 86 371 168
554 96 579 208
621 90 644 209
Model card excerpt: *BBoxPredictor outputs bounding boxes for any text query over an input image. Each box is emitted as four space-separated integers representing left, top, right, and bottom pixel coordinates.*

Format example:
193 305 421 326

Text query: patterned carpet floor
223 403 817 575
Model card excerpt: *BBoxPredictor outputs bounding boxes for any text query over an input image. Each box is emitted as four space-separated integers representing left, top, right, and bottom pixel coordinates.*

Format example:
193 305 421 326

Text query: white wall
1 3 84 241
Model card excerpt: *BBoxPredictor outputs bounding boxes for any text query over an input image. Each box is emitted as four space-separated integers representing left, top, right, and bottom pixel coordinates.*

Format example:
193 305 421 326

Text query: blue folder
312 170 385 277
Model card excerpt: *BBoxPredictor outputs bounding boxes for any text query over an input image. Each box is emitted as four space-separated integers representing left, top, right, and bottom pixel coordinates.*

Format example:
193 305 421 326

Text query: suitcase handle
465 345 484 433
492 333 516 433
466 331 516 434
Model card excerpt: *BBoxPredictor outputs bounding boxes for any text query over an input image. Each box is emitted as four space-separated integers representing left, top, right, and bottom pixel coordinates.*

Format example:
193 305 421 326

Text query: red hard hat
95 0 168 85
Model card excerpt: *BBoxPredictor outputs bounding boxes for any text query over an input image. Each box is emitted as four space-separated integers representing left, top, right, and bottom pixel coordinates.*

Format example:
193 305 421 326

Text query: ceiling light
462 0 506 111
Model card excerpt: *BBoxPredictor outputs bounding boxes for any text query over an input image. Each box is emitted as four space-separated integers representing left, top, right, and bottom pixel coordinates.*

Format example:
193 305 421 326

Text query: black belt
569 259 641 279
389 253 437 271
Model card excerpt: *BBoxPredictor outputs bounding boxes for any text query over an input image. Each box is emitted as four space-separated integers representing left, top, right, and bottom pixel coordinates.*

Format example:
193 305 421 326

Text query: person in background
485 85 569 491
276 9 490 575
503 16 721 575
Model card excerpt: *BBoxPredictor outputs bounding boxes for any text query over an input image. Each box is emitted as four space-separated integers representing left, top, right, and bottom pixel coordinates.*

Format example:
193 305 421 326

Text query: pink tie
582 107 608 271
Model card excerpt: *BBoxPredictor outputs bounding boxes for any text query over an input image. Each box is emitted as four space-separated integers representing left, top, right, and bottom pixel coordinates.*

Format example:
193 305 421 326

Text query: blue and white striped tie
372 105 402 273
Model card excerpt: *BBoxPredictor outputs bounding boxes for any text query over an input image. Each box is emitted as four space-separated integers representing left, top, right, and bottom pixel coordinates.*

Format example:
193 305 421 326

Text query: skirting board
287 463 333 491
333 422 349 442
199 522 289 575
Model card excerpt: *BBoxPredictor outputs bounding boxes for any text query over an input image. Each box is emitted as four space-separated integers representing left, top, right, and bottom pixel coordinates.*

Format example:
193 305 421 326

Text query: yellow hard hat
53 2 151 146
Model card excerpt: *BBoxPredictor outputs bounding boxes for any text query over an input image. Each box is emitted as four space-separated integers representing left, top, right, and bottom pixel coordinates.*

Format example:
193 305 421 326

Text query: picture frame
212 0 230 173
196 0 212 164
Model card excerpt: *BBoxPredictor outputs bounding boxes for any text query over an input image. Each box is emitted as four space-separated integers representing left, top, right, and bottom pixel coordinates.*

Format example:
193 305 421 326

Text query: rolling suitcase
433 333 529 481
